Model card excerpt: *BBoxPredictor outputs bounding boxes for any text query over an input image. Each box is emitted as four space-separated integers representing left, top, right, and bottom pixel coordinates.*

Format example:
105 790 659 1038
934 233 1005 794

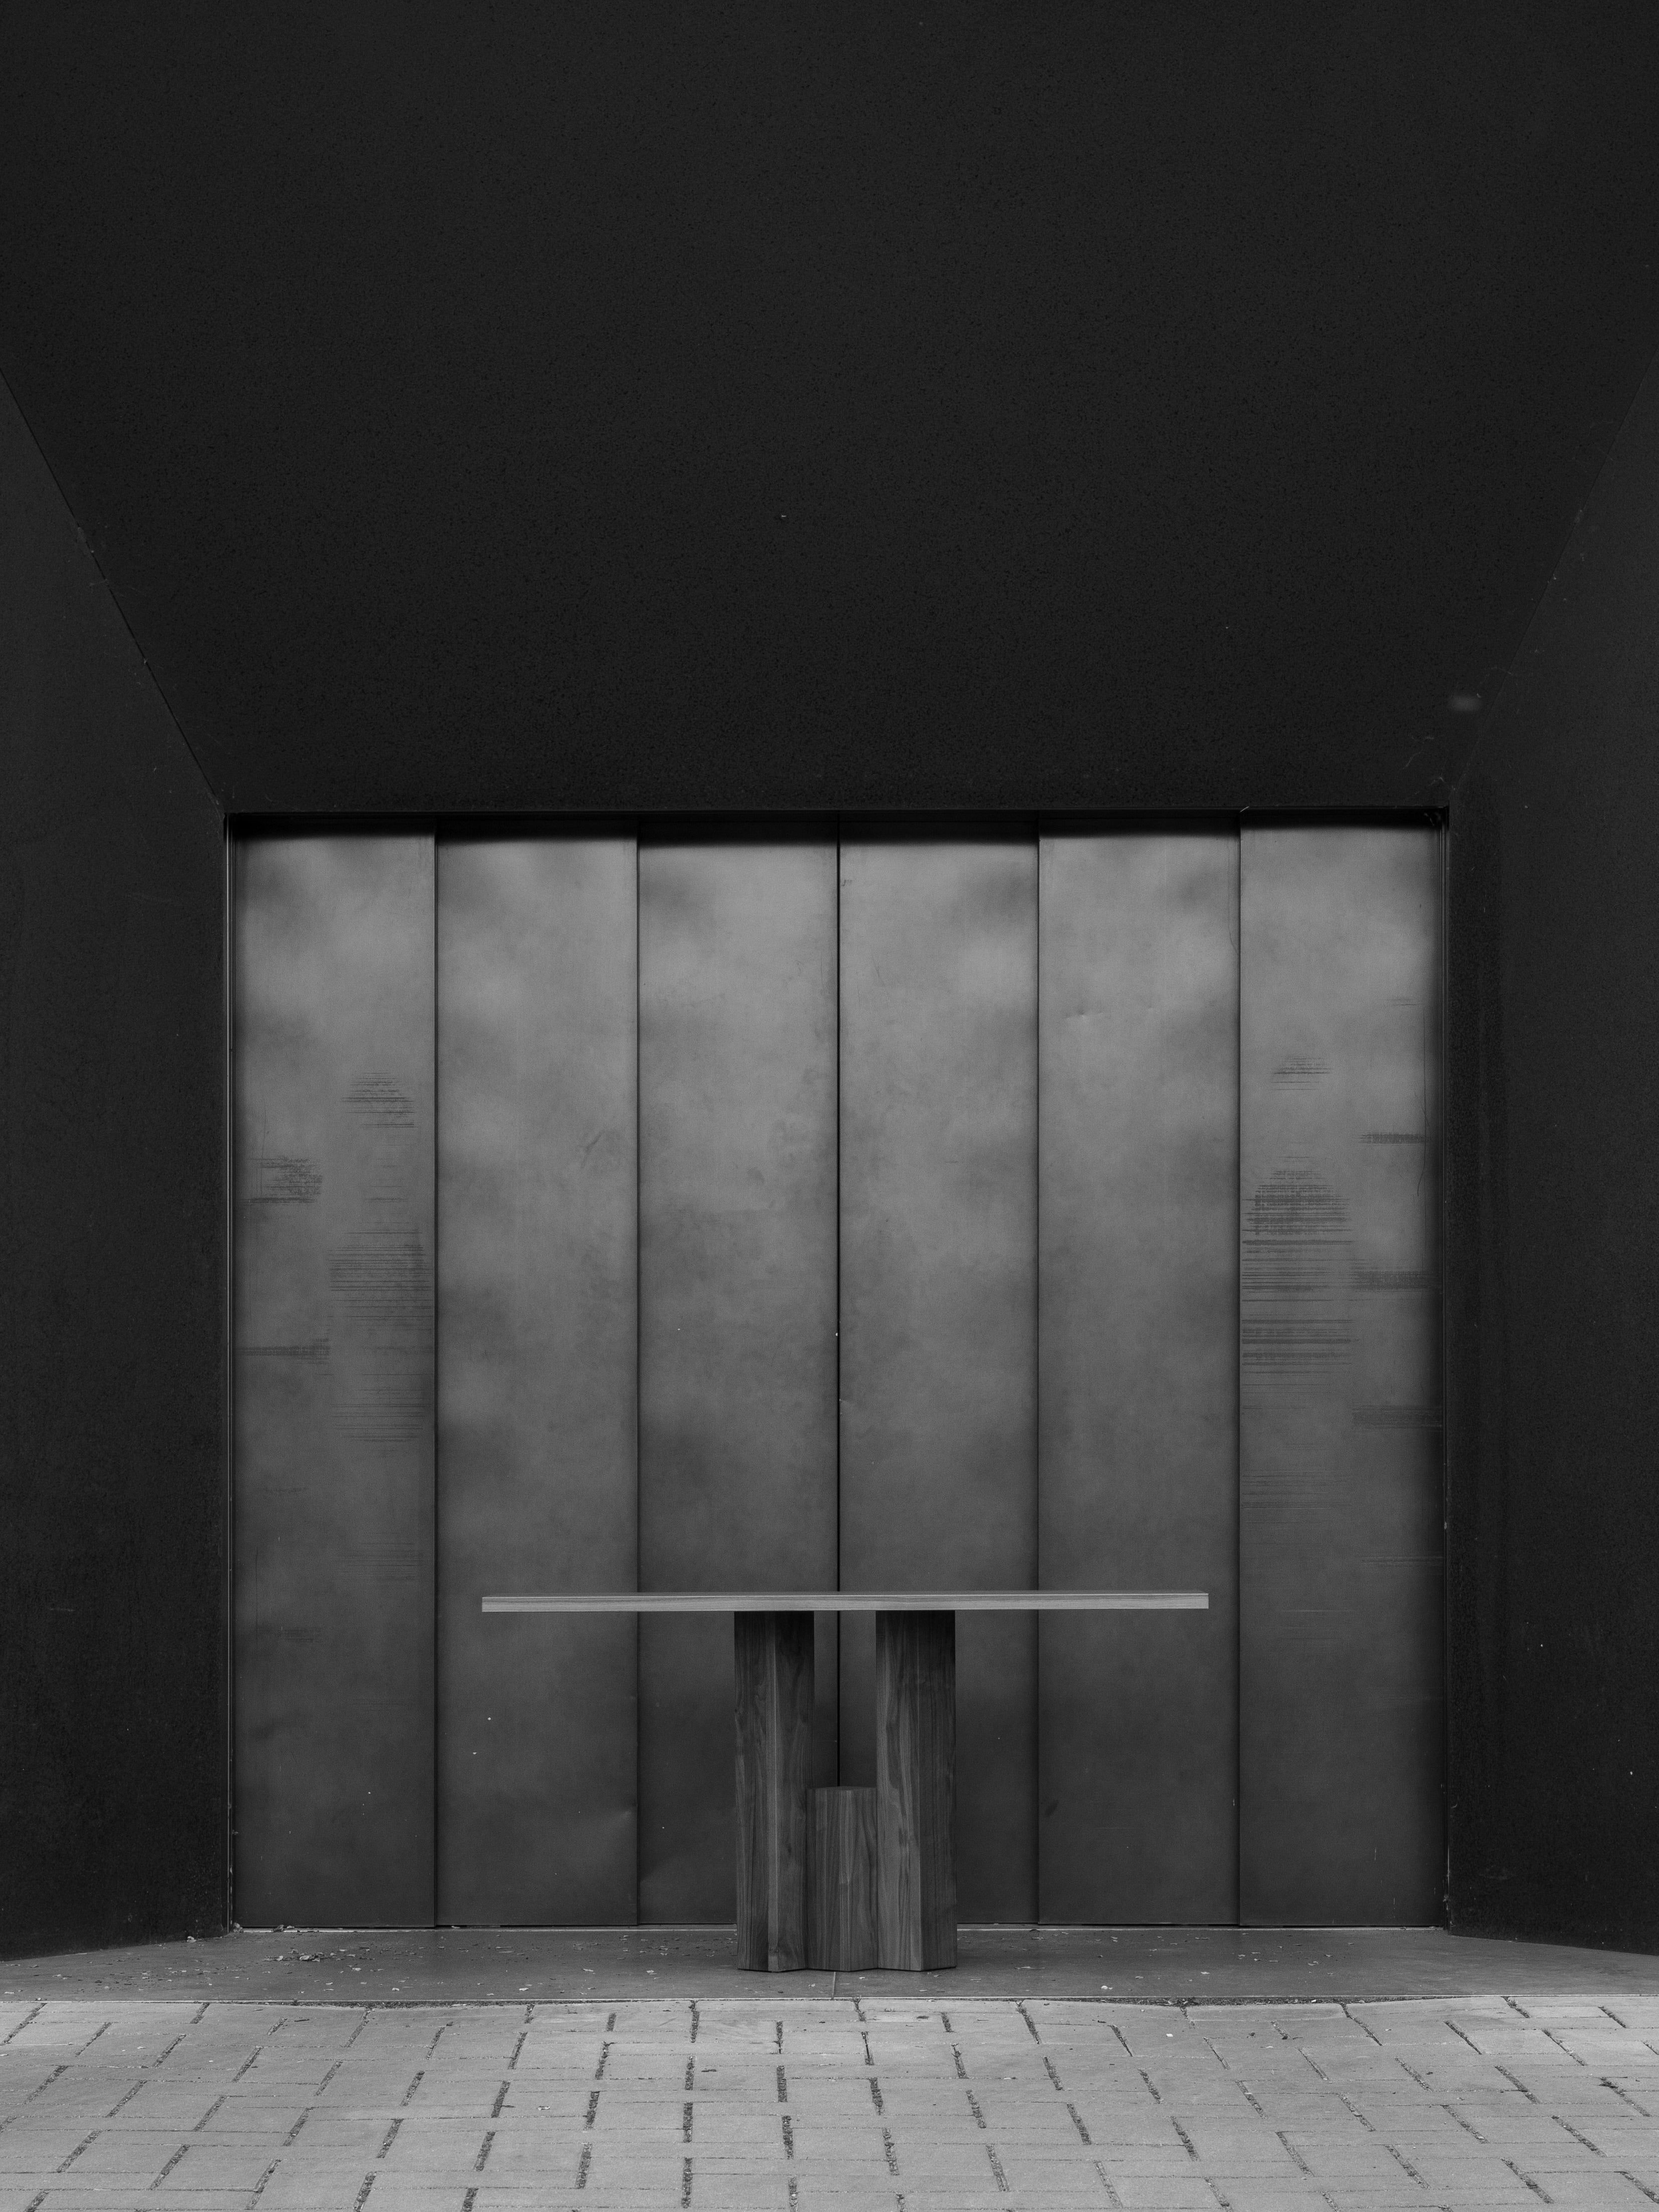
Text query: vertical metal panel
637 836 839 1922
1037 827 1239 1923
838 833 1038 1922
233 834 435 1926
1239 824 1444 1923
435 835 638 1924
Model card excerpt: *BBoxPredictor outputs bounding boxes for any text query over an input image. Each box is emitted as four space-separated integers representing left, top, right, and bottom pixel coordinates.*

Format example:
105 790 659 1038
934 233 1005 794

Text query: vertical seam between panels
635 824 644 1922
1439 816 1452 1920
834 818 843 1786
224 823 236 1930
1032 823 1042 1926
432 828 441 1927
1236 818 1245 1926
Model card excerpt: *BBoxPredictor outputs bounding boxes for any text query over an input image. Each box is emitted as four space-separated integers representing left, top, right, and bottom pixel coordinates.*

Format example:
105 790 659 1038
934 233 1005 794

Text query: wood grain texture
734 1612 815 1972
839 834 1037 1921
1037 826 1240 1923
806 1788 878 1971
435 834 638 1924
638 836 838 1922
1239 824 1444 1924
876 1611 957 1971
233 834 435 1926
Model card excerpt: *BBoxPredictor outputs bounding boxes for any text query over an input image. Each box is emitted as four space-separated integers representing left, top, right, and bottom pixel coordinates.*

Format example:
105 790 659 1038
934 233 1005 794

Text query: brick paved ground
6 1993 1659 2210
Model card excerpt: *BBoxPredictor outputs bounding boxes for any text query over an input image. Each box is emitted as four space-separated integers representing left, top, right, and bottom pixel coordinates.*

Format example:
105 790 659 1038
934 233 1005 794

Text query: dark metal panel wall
838 834 1039 1922
1239 824 1444 1924
435 836 638 1924
1037 827 1240 1922
232 834 436 1925
227 822 1448 1932
637 838 840 1922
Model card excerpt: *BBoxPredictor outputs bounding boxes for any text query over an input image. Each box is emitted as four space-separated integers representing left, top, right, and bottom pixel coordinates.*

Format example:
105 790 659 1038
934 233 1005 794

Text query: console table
483 1590 1207 1972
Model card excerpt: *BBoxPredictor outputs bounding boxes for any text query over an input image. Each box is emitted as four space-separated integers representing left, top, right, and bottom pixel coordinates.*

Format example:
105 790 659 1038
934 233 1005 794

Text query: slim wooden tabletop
482 1591 1208 1613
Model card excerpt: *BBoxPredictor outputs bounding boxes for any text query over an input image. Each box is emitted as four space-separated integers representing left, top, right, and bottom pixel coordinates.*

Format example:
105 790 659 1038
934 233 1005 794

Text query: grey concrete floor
6 1925 1659 2008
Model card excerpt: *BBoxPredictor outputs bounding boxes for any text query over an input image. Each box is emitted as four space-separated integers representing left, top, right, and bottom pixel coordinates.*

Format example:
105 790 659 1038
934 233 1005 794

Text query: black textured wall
0 380 226 1957
1447 357 1659 1950
4 2 1659 1956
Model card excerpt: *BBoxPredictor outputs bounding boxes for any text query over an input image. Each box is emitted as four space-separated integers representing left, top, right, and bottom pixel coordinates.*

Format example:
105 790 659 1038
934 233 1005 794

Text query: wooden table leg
733 1610 813 1971
807 1787 879 1970
875 1609 957 1970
